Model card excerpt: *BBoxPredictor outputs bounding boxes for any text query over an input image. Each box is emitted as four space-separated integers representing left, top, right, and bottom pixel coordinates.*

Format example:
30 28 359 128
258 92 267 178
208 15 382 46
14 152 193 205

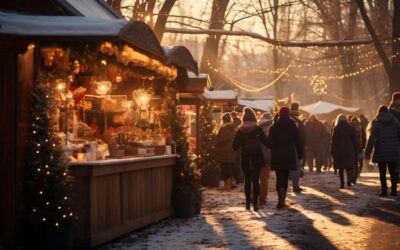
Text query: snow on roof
203 90 237 100
0 11 127 37
65 0 121 20
188 72 208 79
238 98 274 112
300 100 360 115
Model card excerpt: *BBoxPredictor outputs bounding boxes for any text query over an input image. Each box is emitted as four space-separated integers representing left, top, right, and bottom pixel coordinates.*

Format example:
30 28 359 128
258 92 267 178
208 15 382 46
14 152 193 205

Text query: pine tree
25 73 75 229
198 100 218 172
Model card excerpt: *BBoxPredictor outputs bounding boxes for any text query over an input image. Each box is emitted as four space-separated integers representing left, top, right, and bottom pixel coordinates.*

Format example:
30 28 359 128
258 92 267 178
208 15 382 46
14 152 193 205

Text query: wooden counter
69 155 177 248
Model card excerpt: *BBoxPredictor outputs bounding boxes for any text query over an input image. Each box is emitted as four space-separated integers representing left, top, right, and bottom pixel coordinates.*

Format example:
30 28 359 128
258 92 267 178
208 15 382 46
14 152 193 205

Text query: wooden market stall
0 10 199 248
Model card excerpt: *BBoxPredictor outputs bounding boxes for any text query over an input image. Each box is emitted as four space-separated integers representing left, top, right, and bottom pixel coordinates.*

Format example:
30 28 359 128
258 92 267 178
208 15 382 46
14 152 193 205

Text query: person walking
268 107 303 208
232 107 268 211
289 102 306 193
305 115 324 172
258 111 273 206
365 106 400 196
331 114 357 189
322 121 332 171
231 111 244 185
351 117 366 183
215 113 236 191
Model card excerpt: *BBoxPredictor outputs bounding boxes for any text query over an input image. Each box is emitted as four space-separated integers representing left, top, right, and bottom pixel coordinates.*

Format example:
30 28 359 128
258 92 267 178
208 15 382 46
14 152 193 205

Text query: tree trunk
107 0 122 13
153 0 177 41
357 0 400 94
200 0 230 73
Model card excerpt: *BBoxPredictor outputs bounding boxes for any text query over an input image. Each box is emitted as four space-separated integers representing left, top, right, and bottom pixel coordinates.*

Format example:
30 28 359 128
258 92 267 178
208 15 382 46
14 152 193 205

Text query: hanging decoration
99 42 177 81
310 75 327 97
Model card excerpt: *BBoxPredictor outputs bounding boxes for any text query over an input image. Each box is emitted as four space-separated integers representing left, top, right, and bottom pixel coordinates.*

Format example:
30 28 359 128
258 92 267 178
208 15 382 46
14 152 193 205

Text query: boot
277 188 286 209
253 202 259 211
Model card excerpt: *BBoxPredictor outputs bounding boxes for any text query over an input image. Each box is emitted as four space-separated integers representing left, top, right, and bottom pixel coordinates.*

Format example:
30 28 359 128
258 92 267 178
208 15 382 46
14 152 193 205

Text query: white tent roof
300 100 360 115
238 98 274 112
203 90 236 100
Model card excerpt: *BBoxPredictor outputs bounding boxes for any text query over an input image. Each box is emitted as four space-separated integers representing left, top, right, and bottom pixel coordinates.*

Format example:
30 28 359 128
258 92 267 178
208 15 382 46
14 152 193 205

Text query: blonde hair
335 114 347 127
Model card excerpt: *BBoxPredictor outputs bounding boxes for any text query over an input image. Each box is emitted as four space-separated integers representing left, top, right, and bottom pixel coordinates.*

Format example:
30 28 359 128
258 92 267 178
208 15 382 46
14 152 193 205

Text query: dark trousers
378 162 398 192
276 169 290 190
243 167 260 205
220 162 233 179
339 168 353 186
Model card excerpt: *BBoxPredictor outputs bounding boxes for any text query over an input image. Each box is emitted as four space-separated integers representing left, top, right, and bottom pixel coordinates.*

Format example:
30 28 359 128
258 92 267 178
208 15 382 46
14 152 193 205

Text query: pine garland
198 100 219 171
25 72 75 229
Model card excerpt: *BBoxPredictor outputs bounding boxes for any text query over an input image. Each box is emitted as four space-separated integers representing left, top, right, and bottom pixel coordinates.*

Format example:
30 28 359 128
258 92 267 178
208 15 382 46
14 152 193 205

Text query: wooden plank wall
71 158 175 248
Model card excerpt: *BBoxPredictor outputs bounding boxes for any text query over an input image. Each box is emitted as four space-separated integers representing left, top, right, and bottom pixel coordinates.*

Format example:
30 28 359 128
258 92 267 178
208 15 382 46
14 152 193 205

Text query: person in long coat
258 111 273 206
268 107 303 208
289 102 306 193
215 113 236 191
351 117 366 183
232 107 268 211
230 111 244 185
365 106 400 196
330 114 357 189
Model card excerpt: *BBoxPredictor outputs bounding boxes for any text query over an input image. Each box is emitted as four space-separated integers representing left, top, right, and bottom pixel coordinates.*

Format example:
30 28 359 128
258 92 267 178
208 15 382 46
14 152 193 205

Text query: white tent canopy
300 100 360 115
238 98 274 112
203 90 237 100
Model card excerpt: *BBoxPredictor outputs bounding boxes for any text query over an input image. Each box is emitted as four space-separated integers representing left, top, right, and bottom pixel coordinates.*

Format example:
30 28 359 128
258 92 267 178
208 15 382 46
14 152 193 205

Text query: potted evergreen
165 85 201 218
25 74 75 250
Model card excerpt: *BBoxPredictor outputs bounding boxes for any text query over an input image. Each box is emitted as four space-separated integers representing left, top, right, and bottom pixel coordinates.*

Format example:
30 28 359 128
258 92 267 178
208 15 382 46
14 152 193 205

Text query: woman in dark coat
268 107 303 208
330 114 357 189
365 106 400 196
232 107 268 211
215 113 236 191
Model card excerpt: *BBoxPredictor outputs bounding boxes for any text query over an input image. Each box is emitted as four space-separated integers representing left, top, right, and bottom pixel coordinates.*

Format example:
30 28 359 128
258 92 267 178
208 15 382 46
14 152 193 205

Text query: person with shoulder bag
232 107 268 211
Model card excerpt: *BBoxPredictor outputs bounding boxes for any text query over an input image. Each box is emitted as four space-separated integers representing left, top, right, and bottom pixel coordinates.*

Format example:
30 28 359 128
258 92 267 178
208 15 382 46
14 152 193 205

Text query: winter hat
261 111 272 120
290 102 300 111
279 107 290 117
378 105 388 114
221 112 231 123
242 107 257 122
392 92 400 102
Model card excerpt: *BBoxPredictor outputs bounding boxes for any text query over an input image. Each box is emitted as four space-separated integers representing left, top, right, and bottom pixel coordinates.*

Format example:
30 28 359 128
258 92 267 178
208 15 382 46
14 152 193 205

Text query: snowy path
101 168 400 250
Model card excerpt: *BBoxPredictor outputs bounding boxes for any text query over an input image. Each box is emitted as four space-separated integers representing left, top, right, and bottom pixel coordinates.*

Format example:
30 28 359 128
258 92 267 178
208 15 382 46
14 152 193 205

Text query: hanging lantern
95 80 112 95
132 88 152 110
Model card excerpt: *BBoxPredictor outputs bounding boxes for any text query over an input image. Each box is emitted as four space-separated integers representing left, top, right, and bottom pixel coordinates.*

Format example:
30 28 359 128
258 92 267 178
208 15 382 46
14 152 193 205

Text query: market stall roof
238 98 274 112
163 46 199 75
300 100 360 115
203 89 237 100
0 11 164 59
55 0 123 19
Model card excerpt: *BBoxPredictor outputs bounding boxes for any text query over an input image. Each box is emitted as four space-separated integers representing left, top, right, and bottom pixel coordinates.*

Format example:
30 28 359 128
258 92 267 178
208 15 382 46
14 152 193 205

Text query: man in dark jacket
289 102 306 193
366 106 400 196
305 115 324 172
389 92 400 182
269 107 303 208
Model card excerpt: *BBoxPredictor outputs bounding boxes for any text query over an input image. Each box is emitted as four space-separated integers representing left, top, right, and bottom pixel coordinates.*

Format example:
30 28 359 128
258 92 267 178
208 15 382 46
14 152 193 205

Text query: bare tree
357 0 400 94
153 0 177 41
200 0 231 73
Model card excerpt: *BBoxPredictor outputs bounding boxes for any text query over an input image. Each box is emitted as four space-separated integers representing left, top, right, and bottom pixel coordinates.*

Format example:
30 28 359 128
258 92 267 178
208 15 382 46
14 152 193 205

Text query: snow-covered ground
101 167 400 250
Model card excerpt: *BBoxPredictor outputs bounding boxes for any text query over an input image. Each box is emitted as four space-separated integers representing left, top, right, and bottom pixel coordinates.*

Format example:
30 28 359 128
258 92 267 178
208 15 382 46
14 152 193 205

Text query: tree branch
164 27 389 47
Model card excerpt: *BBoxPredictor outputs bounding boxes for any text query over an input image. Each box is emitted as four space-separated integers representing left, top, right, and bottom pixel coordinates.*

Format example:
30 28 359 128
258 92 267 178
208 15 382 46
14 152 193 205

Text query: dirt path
101 168 400 250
